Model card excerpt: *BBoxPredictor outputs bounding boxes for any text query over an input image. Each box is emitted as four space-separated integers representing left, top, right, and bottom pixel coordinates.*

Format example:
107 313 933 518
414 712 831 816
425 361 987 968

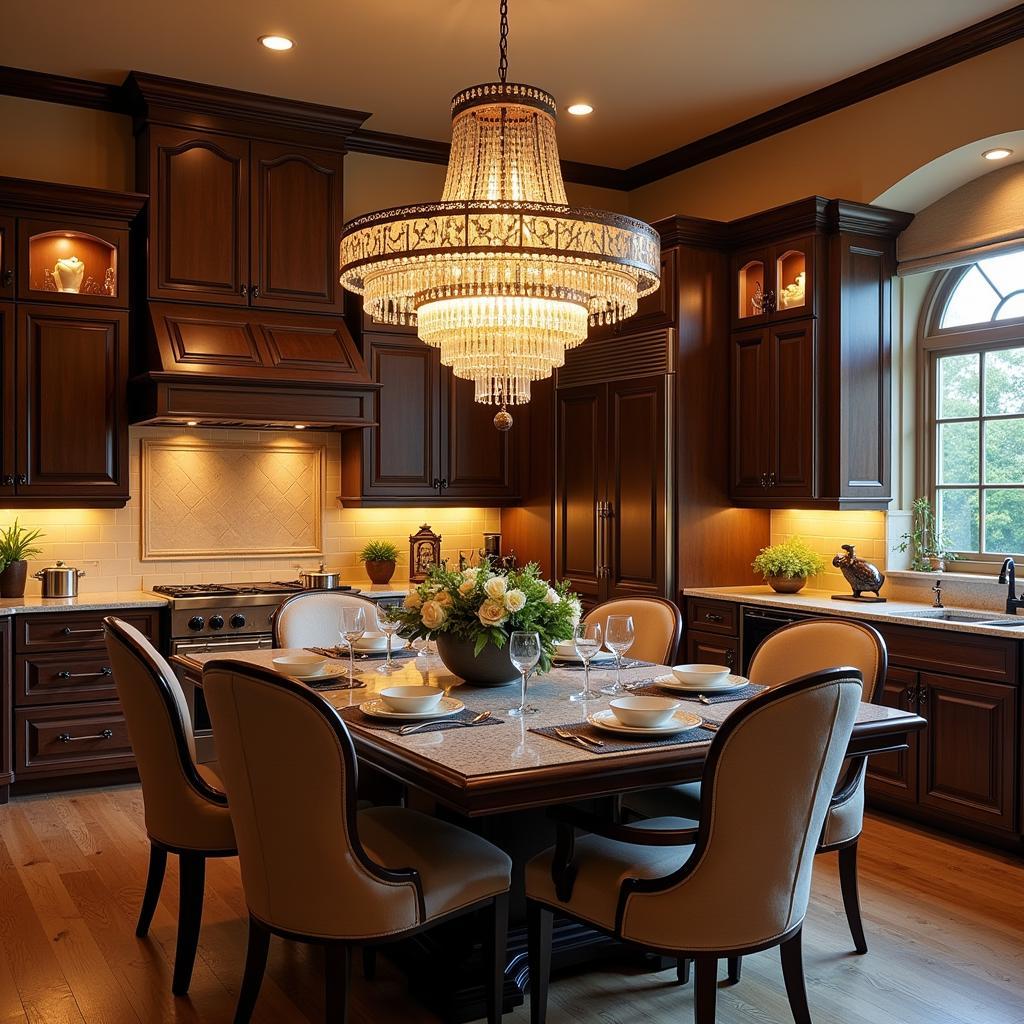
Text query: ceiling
0 0 1015 168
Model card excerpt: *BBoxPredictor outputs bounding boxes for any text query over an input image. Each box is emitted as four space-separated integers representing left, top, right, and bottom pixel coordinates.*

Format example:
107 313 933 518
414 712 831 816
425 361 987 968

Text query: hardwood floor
0 787 1022 1024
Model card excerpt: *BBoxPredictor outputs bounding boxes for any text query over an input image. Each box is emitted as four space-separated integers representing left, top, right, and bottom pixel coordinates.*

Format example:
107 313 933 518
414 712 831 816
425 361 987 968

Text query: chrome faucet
998 558 1024 615
931 579 943 608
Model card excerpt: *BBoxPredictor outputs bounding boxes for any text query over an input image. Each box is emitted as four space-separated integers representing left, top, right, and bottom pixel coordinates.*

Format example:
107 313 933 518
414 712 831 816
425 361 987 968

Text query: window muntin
940 251 1024 328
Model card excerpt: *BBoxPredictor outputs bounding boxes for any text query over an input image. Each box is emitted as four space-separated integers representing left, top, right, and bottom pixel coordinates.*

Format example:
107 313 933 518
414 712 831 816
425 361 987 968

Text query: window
926 251 1024 566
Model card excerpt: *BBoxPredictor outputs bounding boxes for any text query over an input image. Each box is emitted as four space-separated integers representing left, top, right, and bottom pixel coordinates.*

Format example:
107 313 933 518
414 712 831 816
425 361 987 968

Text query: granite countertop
358 583 411 599
0 591 168 616
683 586 1024 639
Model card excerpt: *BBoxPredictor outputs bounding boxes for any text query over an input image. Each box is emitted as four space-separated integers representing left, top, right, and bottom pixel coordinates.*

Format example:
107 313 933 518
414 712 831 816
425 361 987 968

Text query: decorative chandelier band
450 82 557 118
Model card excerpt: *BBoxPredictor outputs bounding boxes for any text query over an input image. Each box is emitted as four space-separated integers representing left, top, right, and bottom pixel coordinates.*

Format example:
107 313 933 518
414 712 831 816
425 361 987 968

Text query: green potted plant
0 520 45 598
752 537 826 594
895 497 958 571
359 539 400 585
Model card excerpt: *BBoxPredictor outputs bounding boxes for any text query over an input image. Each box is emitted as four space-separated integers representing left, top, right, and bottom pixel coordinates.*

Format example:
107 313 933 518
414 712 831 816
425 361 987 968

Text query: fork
399 710 492 736
554 727 604 750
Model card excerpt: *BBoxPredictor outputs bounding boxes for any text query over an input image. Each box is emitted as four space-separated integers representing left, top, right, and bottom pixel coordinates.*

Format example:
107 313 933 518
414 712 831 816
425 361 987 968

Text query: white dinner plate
588 708 703 737
353 636 409 653
653 673 750 693
359 696 464 721
552 650 617 665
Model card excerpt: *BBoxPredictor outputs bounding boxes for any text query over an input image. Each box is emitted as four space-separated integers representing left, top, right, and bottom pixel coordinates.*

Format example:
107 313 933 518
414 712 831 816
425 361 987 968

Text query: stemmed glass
338 606 366 685
508 631 541 717
569 622 602 703
601 615 636 695
375 604 403 675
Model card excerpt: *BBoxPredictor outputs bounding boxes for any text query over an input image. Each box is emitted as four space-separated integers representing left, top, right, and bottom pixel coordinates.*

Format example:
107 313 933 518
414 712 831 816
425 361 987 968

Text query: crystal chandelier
339 0 660 428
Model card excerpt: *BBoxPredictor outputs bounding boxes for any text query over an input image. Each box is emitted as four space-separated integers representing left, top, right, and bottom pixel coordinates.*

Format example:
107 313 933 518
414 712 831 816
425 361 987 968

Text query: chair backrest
619 668 862 952
202 660 423 940
103 616 230 850
271 591 380 648
583 597 682 665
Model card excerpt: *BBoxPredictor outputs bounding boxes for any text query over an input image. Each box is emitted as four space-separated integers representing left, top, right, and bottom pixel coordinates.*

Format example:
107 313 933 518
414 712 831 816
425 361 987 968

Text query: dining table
172 647 926 1020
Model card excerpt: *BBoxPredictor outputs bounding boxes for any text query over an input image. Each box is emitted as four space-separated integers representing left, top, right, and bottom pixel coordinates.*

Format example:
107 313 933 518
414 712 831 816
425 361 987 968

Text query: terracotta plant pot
928 556 946 572
364 559 397 585
435 633 520 687
0 560 29 598
766 574 807 594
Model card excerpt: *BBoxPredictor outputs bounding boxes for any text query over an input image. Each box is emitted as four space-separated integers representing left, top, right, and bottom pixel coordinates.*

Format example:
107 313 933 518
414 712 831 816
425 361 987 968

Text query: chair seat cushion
525 817 696 933
359 807 511 922
624 781 703 821
196 762 225 793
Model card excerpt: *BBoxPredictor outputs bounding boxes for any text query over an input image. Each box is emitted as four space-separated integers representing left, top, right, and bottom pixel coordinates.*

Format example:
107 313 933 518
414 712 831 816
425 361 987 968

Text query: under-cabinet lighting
983 147 1013 161
186 420 198 427
294 424 306 430
259 34 295 51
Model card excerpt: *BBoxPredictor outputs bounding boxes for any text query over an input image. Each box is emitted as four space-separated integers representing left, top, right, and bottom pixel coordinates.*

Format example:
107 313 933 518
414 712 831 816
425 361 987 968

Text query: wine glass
509 631 541 717
375 604 403 675
569 622 602 702
338 606 366 685
601 614 636 695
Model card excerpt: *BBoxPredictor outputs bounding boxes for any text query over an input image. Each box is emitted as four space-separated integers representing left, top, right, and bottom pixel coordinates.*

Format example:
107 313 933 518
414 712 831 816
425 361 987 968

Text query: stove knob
209 615 225 631
230 613 246 629
187 615 205 632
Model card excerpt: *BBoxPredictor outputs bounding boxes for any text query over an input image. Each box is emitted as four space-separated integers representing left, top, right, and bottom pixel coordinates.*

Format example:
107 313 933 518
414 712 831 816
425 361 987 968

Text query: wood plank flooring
0 786 1022 1023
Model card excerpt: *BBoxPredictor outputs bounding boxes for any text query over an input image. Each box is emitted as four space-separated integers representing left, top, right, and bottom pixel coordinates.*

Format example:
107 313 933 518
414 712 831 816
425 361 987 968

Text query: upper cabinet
0 216 15 300
728 198 912 511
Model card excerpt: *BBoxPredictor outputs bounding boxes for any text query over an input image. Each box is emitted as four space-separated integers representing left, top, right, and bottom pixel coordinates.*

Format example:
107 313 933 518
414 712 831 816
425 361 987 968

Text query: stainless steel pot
299 562 346 590
34 560 86 598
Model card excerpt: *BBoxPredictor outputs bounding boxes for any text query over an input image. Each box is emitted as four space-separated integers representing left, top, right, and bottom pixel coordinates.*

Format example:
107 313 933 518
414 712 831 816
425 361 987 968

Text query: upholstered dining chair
103 616 237 997
624 617 887 961
583 597 683 665
526 668 863 1024
202 659 512 1024
271 590 380 648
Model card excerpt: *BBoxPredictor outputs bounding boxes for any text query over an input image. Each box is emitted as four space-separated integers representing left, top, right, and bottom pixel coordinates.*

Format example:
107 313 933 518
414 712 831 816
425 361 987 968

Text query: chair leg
136 843 167 938
838 841 868 954
675 957 691 985
694 957 718 1024
362 946 377 981
325 944 351 1024
526 901 553 1024
233 916 271 1024
726 956 742 984
779 929 812 1024
483 894 510 1024
172 853 206 996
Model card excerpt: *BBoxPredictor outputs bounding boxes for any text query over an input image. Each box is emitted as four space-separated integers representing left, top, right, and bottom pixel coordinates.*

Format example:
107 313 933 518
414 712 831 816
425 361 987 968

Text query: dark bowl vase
766 574 807 594
0 560 28 598
435 633 520 687
365 559 397 585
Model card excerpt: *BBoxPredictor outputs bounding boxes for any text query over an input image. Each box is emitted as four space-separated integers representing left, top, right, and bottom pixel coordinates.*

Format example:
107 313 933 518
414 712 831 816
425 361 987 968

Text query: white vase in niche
52 256 85 293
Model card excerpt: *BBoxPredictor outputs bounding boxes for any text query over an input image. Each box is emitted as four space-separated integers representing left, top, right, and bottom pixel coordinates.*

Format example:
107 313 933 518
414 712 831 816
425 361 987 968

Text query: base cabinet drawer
686 599 739 637
15 701 134 778
15 651 116 706
16 609 161 653
684 629 739 671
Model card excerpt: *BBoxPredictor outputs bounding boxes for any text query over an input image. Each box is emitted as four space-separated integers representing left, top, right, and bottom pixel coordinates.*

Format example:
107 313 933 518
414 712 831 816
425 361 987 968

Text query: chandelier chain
498 0 509 83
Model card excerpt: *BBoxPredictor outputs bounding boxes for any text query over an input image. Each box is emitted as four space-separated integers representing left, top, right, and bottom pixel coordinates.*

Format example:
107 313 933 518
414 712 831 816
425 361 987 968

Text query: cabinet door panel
771 236 815 321
0 215 14 300
16 305 127 498
768 320 816 496
865 665 918 804
684 630 738 672
251 142 343 312
0 303 14 498
730 328 769 495
441 372 516 500
149 127 249 303
918 673 1017 831
0 619 12 793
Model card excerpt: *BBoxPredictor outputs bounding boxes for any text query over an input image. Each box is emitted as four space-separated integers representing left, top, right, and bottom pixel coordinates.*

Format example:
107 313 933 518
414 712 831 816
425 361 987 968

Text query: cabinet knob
252 285 261 298
240 284 248 297
1 269 12 287
1 474 13 487
768 472 776 488
431 478 440 489
918 686 928 708
439 478 448 490
759 473 767 489
16 474 27 485
725 650 735 667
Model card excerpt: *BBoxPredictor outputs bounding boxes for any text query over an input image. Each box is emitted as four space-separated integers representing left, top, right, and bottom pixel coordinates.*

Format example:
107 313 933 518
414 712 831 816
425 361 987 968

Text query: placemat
549 657 656 672
532 720 717 754
307 646 418 663
629 680 768 704
338 705 503 735
308 676 367 692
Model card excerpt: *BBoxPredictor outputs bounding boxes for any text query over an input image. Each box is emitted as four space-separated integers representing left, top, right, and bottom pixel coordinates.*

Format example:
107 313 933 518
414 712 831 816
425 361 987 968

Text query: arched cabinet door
147 127 250 304
251 142 344 313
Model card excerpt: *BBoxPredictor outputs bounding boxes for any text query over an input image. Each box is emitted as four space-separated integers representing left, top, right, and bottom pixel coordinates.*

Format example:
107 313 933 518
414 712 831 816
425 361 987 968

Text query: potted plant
895 497 958 571
0 520 45 598
392 560 579 685
359 539 400 585
752 537 826 594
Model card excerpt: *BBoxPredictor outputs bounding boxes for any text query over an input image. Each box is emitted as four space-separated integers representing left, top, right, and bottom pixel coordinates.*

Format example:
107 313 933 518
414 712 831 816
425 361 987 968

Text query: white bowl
609 694 681 729
354 633 389 651
272 654 327 679
671 664 732 688
380 685 445 714
554 640 578 658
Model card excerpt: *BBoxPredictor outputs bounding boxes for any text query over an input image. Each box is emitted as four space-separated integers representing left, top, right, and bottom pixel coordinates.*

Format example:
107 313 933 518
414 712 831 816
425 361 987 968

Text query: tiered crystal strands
339 82 660 411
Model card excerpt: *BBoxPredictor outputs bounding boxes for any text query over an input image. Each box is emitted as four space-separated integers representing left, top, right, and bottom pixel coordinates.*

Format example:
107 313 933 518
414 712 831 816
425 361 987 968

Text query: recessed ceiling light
983 147 1013 161
566 103 593 117
259 34 294 51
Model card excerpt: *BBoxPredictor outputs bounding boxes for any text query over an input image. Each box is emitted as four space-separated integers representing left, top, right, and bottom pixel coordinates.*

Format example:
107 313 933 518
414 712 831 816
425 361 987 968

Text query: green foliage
0 520 44 564
895 497 957 571
752 537 826 580
391 559 580 672
358 539 399 563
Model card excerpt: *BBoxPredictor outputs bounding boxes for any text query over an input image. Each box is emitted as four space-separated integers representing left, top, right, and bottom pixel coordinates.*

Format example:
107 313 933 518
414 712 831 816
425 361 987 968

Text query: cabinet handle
16 474 27 485
57 729 114 744
1 269 12 287
56 667 112 680
240 284 248 297
439 478 448 490
768 472 776 487
1 474 13 487
252 285 261 298
763 289 777 314
759 473 767 489
917 685 928 708
724 649 735 667
902 685 917 705
704 612 724 623
60 626 105 637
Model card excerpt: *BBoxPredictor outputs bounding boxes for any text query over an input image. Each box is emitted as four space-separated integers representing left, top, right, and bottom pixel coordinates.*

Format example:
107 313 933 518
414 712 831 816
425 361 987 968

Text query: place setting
629 663 768 704
270 653 367 691
339 684 503 736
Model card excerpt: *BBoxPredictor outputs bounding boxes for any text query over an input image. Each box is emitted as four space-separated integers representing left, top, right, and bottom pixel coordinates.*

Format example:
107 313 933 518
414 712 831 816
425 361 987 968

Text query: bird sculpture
832 544 885 599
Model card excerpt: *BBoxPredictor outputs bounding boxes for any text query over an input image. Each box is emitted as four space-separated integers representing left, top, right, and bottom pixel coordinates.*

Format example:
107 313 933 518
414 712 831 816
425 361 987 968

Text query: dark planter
435 633 519 687
365 559 397 585
0 560 29 598
766 574 807 594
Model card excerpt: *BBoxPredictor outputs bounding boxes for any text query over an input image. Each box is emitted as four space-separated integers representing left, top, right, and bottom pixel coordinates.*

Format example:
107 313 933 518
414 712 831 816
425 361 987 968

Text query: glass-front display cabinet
18 219 127 307
732 235 814 326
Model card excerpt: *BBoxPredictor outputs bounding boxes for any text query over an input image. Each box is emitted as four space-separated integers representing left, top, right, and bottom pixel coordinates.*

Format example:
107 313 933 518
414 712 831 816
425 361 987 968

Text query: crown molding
0 64 126 113
0 175 146 220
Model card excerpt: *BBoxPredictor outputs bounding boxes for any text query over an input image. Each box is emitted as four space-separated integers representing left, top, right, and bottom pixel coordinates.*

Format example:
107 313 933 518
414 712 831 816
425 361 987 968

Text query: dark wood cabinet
0 618 12 803
865 665 919 805
684 629 739 671
442 373 516 500
732 235 816 328
588 248 678 342
0 303 14 497
0 215 15 299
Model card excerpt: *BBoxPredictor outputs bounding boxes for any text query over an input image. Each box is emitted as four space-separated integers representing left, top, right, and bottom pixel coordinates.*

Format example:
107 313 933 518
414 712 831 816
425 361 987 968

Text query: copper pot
34 560 87 598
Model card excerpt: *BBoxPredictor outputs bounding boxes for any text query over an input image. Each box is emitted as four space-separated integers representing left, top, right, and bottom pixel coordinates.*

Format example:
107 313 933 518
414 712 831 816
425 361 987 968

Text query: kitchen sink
975 619 1024 628
899 609 1018 624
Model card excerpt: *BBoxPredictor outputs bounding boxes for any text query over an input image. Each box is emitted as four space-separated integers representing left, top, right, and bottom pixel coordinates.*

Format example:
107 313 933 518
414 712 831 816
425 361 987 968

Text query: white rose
544 587 560 605
483 576 507 600
403 592 422 611
504 588 527 613
420 600 447 630
478 599 507 628
458 579 476 596
461 567 480 580
436 590 454 608
569 597 582 626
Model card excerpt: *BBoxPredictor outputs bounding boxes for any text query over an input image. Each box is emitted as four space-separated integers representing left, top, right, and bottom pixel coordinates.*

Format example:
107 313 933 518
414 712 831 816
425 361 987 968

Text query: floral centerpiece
393 561 580 684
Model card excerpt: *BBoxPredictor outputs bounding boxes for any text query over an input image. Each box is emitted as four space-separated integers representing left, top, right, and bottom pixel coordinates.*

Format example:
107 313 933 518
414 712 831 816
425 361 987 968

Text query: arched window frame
919 254 1024 572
